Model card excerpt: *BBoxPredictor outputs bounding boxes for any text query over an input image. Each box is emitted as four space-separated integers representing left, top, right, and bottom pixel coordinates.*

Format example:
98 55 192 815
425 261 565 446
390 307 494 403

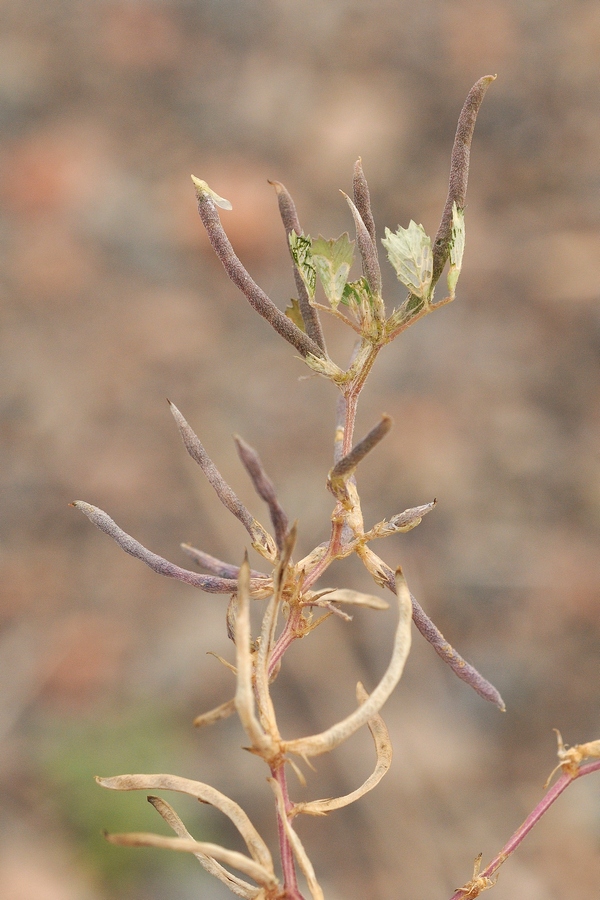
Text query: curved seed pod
104 831 277 891
432 75 496 286
292 682 392 817
283 568 411 758
169 401 277 562
342 192 383 306
70 501 254 594
353 158 376 246
147 796 258 898
193 177 325 360
96 772 273 871
269 179 326 352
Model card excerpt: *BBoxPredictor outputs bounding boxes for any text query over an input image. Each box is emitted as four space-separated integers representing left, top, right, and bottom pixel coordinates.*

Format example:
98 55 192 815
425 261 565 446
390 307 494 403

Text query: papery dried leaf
283 568 411 758
269 778 324 900
315 589 389 611
147 797 257 898
105 831 277 890
293 682 391 817
96 773 273 870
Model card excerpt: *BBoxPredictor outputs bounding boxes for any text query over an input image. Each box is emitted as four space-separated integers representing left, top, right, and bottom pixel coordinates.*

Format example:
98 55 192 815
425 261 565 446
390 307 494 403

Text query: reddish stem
272 763 305 900
449 759 600 899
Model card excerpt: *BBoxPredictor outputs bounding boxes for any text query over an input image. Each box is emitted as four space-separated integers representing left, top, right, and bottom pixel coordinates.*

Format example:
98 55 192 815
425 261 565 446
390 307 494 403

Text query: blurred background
1 1 600 898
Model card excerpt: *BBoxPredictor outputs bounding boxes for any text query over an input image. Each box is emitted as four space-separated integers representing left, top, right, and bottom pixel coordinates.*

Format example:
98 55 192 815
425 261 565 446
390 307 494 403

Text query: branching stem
449 759 600 899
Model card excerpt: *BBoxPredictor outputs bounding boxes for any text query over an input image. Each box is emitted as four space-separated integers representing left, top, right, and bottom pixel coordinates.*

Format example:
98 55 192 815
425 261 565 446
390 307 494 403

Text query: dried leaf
316 589 389 611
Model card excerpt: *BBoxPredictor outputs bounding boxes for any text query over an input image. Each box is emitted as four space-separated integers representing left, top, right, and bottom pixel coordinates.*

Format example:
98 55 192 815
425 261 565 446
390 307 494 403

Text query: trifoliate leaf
284 298 306 332
381 221 433 300
311 233 354 308
289 232 316 299
447 202 465 299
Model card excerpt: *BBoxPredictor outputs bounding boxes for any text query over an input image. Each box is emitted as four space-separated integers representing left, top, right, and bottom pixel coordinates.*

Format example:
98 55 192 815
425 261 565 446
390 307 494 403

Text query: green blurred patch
32 704 228 891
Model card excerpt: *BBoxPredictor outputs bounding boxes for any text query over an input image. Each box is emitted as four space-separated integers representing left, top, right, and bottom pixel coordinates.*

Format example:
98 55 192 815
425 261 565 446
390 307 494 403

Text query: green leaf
447 203 465 299
381 221 433 300
289 232 316 299
284 298 306 332
311 233 355 308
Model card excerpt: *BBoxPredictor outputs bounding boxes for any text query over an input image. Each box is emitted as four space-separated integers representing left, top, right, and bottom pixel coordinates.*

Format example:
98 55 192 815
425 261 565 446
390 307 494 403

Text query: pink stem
272 763 305 900
449 759 600 899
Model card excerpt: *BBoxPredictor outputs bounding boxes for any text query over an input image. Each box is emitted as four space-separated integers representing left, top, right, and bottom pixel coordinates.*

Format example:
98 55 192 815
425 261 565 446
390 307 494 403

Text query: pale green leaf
381 221 433 300
311 233 354 308
289 232 316 299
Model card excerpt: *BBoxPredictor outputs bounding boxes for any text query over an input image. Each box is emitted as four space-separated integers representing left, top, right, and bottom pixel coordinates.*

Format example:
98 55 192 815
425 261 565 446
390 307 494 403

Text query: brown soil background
1 2 599 898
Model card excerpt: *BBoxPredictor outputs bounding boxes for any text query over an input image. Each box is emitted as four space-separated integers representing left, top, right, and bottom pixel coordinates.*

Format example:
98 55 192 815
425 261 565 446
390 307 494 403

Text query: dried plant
72 77 600 899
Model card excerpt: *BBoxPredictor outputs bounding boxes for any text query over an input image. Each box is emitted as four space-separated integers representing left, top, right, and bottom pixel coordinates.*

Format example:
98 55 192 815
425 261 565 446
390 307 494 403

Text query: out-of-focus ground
1 2 599 898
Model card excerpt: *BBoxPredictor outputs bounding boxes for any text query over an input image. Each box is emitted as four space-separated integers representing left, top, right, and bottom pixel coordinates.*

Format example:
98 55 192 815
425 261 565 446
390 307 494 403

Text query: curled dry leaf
310 588 389 611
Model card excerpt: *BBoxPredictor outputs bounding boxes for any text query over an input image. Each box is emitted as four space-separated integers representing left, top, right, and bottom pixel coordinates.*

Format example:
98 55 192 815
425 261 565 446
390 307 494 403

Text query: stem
449 759 600 899
272 763 305 900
